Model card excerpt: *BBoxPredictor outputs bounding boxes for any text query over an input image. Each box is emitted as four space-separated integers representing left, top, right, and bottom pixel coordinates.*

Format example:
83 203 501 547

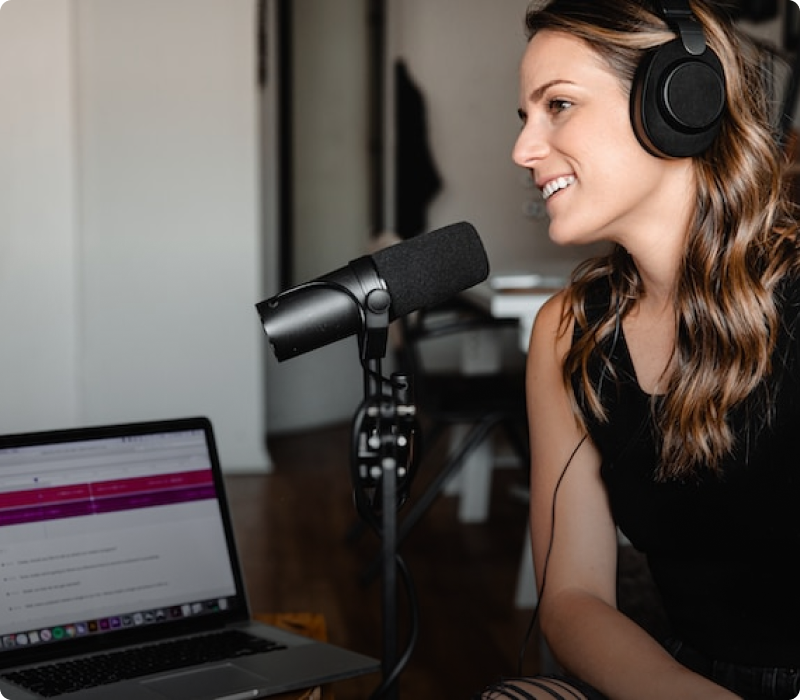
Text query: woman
479 1 800 698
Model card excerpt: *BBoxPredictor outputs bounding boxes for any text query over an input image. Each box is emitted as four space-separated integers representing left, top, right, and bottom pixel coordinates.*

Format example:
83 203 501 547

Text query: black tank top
571 278 800 667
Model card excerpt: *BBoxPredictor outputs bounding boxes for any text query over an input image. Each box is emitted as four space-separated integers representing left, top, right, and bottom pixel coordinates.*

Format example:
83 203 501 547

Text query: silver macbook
0 416 379 699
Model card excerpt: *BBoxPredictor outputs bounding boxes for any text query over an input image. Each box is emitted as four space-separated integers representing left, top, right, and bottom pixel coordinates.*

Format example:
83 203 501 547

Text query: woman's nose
512 122 549 168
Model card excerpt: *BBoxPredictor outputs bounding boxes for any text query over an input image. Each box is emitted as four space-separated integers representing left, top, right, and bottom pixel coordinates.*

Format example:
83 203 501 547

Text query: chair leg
454 417 528 523
515 526 538 609
455 433 495 522
501 419 530 472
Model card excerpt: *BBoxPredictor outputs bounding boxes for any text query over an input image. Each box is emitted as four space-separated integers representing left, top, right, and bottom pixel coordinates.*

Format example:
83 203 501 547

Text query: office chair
397 298 529 519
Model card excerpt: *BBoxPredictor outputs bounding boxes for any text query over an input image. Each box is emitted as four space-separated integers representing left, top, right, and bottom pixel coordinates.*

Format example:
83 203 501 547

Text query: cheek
597 96 647 161
559 102 644 174
590 121 657 189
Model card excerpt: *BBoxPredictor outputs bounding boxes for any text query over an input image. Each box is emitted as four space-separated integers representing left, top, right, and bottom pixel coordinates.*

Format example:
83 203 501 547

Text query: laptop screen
0 418 244 657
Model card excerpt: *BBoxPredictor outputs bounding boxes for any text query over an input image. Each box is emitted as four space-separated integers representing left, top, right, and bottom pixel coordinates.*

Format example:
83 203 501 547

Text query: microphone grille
373 222 489 318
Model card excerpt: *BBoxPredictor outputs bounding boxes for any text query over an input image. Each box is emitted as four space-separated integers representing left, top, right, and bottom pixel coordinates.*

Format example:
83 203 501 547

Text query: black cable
368 553 419 699
517 297 621 673
517 433 588 675
349 368 421 699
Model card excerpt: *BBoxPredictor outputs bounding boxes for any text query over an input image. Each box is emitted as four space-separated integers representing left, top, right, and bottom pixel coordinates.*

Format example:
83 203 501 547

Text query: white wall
0 0 268 471
0 0 80 429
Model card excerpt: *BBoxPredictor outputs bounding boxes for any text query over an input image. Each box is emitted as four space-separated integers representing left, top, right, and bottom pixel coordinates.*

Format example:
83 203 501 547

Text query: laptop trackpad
143 663 266 700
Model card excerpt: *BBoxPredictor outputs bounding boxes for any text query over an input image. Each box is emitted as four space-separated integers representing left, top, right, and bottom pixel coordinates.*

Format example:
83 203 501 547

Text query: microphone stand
350 289 420 700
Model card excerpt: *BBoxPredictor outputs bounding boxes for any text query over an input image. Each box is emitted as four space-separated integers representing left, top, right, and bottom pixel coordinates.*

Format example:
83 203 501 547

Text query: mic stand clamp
361 287 391 362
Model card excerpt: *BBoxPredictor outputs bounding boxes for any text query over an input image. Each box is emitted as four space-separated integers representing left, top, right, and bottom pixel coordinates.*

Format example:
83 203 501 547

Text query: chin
547 221 603 248
547 225 582 247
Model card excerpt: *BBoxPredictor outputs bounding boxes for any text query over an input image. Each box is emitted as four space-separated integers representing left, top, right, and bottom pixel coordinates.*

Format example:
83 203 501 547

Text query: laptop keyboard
1 629 287 697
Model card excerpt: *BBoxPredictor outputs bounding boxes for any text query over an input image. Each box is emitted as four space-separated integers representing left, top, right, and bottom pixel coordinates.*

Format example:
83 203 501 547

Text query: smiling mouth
542 176 576 201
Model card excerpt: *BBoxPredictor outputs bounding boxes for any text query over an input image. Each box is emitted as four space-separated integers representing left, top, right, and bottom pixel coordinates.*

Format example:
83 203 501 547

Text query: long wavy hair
524 0 800 479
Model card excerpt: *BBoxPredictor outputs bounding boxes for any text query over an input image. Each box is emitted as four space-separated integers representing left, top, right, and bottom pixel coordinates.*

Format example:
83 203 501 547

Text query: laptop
0 416 379 699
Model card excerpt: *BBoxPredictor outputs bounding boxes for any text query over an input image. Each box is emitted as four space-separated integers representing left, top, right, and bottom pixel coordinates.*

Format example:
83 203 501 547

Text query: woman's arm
525 293 739 700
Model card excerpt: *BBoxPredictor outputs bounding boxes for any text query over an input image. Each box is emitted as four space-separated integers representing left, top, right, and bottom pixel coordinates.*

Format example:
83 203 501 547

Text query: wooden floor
224 421 540 699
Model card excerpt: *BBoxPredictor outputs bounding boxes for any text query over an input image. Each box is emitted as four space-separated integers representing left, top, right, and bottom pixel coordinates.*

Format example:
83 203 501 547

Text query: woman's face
513 30 687 249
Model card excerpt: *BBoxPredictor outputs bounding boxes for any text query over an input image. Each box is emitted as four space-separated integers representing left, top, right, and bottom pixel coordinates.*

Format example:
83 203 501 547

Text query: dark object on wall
743 0 778 21
718 0 779 22
785 0 800 50
779 1 800 143
394 60 442 239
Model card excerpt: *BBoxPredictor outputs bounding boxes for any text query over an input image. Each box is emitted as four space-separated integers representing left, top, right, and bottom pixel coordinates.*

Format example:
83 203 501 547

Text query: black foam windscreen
256 221 489 361
373 221 489 319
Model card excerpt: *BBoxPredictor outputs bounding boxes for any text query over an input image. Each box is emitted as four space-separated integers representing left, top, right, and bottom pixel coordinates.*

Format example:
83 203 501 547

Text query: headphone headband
660 0 706 55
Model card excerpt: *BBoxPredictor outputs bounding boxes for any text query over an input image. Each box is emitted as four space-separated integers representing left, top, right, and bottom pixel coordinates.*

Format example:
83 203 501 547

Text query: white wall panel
0 0 268 471
0 0 79 432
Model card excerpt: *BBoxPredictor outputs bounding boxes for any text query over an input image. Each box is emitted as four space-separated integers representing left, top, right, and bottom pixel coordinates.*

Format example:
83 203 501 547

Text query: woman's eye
547 99 572 114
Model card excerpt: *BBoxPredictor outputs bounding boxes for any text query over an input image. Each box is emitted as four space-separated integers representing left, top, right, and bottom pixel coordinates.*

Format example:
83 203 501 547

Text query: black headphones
631 0 726 158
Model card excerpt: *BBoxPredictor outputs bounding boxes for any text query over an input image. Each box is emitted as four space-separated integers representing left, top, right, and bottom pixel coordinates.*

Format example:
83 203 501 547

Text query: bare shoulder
525 289 585 469
527 289 572 377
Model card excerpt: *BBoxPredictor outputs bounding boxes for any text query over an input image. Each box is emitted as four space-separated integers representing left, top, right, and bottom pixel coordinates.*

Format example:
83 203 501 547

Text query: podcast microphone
256 221 489 361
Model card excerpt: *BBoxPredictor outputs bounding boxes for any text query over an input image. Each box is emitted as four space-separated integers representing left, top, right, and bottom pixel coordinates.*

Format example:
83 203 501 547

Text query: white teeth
542 175 575 201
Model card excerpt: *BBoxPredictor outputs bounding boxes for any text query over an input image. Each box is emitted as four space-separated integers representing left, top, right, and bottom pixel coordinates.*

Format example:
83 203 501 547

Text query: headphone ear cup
631 38 725 158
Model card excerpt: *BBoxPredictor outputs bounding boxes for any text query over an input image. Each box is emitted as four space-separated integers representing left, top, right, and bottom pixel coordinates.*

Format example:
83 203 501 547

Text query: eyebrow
528 79 577 104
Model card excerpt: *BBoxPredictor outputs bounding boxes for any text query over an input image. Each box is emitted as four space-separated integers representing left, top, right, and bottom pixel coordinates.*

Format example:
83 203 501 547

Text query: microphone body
256 222 489 361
